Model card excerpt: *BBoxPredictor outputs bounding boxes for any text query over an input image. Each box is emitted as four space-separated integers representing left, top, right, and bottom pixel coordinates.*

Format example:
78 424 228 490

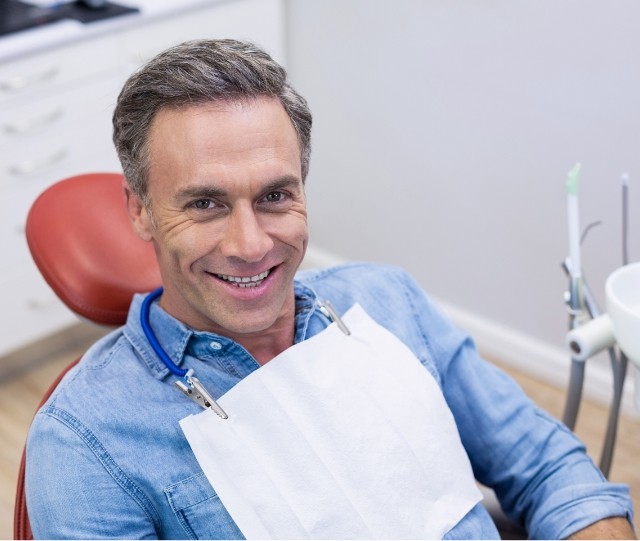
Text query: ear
123 180 154 242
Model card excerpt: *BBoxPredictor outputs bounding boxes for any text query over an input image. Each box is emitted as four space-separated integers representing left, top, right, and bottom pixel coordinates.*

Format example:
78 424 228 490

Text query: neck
218 293 298 365
156 285 299 365
235 322 295 365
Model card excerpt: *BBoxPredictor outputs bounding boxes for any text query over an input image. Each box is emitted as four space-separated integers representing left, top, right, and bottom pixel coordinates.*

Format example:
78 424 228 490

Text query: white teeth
216 270 270 287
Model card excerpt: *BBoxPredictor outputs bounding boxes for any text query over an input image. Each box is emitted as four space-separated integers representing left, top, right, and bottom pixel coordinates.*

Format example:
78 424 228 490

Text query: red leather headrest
26 173 162 326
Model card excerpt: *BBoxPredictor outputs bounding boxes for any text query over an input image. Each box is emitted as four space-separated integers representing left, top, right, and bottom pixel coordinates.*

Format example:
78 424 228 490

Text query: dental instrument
563 163 588 430
562 170 632 478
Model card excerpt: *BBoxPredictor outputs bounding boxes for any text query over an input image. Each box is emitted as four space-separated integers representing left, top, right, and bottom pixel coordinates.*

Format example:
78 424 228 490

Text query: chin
225 315 278 336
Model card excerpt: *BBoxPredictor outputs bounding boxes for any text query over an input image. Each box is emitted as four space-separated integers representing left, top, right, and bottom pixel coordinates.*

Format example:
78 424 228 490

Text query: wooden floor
0 323 108 540
0 324 638 538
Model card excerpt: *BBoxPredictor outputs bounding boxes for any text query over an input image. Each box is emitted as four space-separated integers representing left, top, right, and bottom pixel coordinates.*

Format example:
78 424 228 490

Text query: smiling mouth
213 269 271 288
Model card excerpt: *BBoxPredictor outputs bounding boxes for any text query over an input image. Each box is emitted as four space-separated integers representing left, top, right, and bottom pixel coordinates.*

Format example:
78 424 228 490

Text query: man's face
127 97 308 340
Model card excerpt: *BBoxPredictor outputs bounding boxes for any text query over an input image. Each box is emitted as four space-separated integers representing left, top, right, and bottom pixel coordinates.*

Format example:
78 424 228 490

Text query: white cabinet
0 34 123 355
118 0 285 72
0 0 285 356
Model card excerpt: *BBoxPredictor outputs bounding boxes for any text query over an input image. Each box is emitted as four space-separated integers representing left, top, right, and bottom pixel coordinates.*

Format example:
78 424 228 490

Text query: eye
264 191 287 203
192 199 214 210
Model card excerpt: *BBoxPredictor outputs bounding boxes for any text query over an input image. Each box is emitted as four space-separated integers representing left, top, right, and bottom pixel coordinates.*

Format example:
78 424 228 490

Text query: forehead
149 97 299 156
146 97 302 193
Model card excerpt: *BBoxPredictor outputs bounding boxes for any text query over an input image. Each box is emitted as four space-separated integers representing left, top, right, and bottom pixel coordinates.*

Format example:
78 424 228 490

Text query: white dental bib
180 303 481 539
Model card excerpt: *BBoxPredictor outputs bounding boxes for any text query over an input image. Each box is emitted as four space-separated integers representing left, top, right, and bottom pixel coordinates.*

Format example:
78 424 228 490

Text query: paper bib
180 303 481 539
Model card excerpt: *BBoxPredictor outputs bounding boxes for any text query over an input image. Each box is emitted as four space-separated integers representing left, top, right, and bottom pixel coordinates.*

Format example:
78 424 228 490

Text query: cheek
278 205 308 237
291 214 309 244
157 225 219 268
270 216 308 246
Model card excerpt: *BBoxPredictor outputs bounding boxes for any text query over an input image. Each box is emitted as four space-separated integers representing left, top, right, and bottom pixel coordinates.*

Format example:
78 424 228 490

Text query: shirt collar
293 280 319 343
124 293 193 380
125 279 321 380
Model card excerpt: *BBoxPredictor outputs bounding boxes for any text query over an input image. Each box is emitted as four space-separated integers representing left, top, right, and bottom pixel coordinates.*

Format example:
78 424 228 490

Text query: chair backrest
14 173 162 539
25 172 161 324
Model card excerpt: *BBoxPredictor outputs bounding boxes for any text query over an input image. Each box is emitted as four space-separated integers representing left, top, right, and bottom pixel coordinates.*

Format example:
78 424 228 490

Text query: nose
220 203 274 262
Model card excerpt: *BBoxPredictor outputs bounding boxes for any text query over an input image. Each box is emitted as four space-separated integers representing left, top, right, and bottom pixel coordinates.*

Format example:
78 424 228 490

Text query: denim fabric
26 263 633 539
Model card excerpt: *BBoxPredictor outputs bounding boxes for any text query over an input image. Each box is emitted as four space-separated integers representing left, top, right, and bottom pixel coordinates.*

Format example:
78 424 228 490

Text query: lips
213 269 270 288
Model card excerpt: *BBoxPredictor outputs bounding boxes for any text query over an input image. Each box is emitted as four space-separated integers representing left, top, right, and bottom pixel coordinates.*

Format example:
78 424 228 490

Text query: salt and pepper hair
112 39 312 203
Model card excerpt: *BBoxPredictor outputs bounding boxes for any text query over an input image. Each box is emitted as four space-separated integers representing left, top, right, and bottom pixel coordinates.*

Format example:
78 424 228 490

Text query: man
26 39 634 539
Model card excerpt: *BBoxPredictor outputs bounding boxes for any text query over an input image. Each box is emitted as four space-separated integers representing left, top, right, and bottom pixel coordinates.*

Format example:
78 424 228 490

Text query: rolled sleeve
529 482 633 539
436 331 634 538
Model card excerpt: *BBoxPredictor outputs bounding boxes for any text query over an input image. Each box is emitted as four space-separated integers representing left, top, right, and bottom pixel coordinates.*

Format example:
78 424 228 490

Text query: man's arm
402 283 635 537
568 516 636 540
26 409 158 539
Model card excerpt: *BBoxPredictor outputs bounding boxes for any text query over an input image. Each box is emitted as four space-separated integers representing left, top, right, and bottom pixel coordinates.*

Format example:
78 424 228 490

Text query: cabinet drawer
1 75 121 186
0 175 64 275
0 262 77 357
0 145 122 276
0 182 33 273
0 34 119 107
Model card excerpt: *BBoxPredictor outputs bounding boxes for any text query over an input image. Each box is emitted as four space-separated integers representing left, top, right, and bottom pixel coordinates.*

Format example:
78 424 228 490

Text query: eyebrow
174 175 302 202
174 185 226 201
262 176 303 193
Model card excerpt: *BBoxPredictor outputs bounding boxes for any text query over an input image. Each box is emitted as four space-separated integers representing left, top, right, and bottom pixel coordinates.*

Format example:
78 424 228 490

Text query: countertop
0 0 226 64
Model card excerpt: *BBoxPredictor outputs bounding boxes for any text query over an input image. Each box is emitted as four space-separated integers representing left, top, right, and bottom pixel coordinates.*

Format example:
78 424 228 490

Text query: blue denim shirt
26 263 633 539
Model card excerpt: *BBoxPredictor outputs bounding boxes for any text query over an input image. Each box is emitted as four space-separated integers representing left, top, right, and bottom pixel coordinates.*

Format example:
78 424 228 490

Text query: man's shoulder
296 261 425 319
37 328 135 411
296 261 415 289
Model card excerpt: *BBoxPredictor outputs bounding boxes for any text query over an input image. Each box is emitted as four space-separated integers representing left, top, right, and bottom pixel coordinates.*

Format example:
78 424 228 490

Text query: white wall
286 1 640 405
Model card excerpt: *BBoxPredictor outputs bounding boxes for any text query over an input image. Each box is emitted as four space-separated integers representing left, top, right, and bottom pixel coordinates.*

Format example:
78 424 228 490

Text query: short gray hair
112 39 312 201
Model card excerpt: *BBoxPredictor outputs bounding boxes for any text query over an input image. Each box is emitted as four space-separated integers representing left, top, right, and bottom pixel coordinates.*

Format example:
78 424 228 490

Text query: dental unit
562 166 636 478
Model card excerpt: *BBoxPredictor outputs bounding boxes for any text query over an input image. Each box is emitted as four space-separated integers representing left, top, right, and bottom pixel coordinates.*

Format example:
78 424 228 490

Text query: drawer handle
8 148 68 177
3 108 64 135
0 66 60 93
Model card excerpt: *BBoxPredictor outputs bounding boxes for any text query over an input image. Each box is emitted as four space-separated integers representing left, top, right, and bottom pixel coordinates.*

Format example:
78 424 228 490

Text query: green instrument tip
566 163 581 195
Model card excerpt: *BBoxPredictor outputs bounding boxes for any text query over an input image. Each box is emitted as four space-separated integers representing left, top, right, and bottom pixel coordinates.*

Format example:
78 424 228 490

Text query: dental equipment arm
561 171 631 479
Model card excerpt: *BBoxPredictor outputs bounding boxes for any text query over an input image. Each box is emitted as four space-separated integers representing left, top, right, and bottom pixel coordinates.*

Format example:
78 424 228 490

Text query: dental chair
14 172 524 539
14 172 161 539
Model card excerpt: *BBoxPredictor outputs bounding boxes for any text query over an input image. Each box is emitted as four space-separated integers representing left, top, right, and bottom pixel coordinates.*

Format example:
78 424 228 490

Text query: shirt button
210 341 222 350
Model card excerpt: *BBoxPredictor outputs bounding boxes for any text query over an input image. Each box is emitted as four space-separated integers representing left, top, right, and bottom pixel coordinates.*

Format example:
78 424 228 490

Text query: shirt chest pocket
164 472 243 540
